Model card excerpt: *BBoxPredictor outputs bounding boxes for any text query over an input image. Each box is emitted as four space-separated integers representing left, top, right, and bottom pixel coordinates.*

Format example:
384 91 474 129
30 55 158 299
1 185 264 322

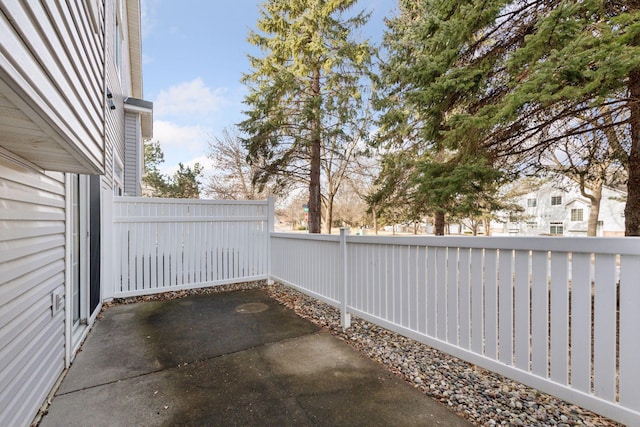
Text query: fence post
267 197 275 285
340 227 351 329
102 189 114 302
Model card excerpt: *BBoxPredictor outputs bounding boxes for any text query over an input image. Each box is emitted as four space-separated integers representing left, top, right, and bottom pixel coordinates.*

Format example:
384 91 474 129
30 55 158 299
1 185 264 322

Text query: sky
139 0 397 180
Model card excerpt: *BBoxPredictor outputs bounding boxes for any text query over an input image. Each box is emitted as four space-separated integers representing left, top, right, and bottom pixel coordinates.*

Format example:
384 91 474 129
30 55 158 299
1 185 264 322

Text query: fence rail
271 230 640 426
111 197 272 298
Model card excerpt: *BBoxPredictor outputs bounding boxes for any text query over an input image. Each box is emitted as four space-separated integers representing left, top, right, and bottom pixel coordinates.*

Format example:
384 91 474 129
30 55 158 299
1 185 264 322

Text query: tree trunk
483 217 492 236
587 197 601 237
626 69 640 236
434 211 445 236
580 182 602 237
309 68 322 234
325 194 334 234
373 207 378 235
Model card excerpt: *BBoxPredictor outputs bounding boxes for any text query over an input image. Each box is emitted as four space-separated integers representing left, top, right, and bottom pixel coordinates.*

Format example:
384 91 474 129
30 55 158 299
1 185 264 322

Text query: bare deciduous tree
206 128 271 200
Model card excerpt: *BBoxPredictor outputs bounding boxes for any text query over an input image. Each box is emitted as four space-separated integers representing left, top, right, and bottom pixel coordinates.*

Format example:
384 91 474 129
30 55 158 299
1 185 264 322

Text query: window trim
550 221 564 235
570 208 584 222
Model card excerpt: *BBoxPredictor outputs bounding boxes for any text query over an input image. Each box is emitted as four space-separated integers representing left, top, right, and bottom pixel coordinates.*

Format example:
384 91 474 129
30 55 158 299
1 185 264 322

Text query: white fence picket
426 246 437 337
593 254 616 401
619 255 640 412
458 248 471 350
446 247 458 345
530 250 549 378
470 248 483 354
484 249 498 360
550 252 569 385
513 250 529 371
571 253 591 393
498 249 513 365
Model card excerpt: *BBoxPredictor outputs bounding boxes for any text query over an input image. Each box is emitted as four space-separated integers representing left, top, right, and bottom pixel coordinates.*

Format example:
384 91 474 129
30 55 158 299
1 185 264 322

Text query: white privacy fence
270 230 640 426
111 197 273 298
109 199 639 425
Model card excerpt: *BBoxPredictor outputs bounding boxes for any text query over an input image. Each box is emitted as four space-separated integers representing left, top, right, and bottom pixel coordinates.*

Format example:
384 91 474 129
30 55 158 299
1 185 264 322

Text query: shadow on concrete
40 289 472 426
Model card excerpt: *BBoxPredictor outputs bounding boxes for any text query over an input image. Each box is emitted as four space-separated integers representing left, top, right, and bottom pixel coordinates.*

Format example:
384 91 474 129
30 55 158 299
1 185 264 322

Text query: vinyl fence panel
112 197 271 298
270 232 640 426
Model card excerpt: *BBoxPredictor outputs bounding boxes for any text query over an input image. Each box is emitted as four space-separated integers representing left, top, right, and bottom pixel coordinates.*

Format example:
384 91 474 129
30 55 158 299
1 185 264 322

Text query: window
550 222 564 235
551 195 562 206
527 221 537 229
571 208 583 222
527 198 537 207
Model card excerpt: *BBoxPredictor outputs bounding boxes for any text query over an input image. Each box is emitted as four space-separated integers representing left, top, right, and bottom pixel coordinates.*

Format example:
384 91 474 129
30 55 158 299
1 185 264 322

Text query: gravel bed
263 282 623 427
106 281 623 426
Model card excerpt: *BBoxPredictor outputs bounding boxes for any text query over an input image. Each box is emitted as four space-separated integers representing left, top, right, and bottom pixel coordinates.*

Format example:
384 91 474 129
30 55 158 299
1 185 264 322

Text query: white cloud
154 78 229 121
153 120 209 152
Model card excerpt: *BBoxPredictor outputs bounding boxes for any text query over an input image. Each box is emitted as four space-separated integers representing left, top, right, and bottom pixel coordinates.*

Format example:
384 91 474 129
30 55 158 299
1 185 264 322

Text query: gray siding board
1 251 63 294
0 221 64 241
0 235 65 263
0 272 62 334
124 111 139 196
3 314 64 426
0 153 65 427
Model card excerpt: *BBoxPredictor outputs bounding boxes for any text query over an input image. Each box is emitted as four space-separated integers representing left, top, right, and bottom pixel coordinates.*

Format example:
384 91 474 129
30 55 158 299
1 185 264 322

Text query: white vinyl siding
0 152 66 426
0 1 104 173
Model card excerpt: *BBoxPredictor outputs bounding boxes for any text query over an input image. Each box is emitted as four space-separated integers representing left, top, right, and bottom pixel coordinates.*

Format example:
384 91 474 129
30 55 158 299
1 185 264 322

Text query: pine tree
421 0 640 235
240 0 373 233
142 141 203 199
374 0 512 235
143 140 169 196
377 0 640 235
477 0 640 235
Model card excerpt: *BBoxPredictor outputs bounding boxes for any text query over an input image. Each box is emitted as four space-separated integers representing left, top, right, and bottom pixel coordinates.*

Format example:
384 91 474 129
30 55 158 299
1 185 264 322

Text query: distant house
0 1 152 425
493 179 626 237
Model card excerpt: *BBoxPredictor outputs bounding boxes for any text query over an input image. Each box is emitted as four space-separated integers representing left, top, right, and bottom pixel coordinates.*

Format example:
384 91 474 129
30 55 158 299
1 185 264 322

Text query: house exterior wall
0 1 104 174
0 1 150 425
104 0 126 194
0 151 66 426
493 180 626 236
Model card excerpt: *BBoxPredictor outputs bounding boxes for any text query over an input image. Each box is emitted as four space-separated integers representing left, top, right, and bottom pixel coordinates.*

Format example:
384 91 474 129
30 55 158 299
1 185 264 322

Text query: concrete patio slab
40 289 472 426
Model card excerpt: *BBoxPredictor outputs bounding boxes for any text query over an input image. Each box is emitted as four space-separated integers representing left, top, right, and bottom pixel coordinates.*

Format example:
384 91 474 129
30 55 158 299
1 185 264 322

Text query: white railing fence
271 229 640 426
110 197 273 298
109 198 639 425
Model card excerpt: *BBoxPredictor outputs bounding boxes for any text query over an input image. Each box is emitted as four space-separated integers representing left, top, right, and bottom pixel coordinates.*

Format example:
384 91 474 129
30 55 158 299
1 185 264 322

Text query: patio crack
55 330 325 397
